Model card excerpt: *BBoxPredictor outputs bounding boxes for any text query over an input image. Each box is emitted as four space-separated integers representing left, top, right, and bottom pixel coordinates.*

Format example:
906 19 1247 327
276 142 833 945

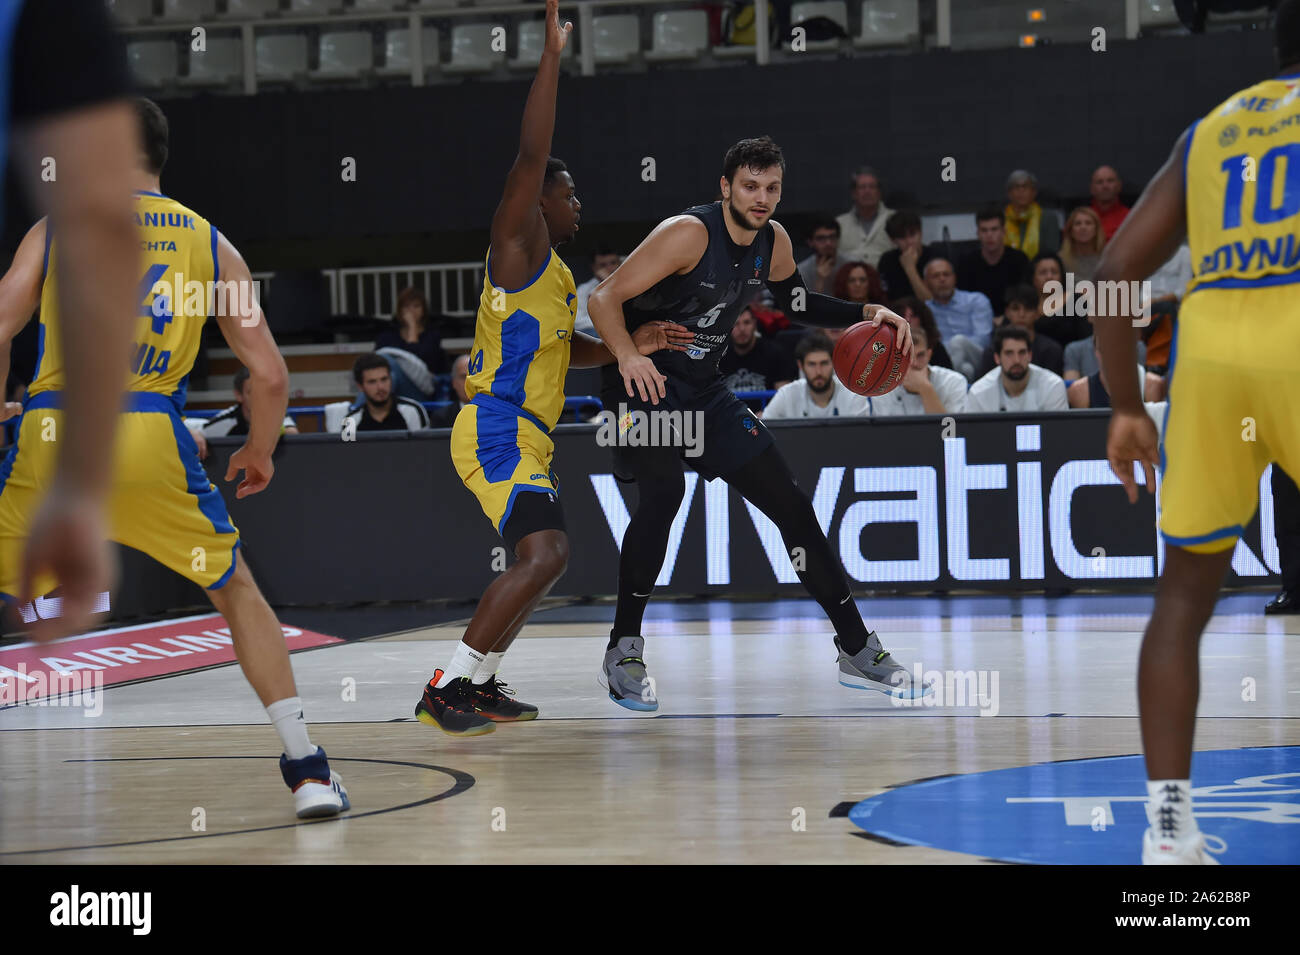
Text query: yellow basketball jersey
30 190 218 409
464 247 577 431
1185 68 1300 295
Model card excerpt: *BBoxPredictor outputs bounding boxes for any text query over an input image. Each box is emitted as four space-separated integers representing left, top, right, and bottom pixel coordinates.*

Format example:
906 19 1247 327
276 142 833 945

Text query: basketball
832 321 911 397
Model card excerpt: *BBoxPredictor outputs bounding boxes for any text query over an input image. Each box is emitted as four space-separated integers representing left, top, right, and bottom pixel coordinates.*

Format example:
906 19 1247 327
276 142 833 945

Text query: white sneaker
280 747 351 819
1141 828 1227 865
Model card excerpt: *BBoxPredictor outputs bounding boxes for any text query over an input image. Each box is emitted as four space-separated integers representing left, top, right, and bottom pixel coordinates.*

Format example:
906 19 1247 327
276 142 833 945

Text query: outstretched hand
545 0 572 54
631 321 695 356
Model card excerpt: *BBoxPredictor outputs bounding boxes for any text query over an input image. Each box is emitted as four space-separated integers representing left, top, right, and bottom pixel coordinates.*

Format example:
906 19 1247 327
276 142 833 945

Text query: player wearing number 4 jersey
1096 0 1300 865
588 136 934 710
0 99 349 820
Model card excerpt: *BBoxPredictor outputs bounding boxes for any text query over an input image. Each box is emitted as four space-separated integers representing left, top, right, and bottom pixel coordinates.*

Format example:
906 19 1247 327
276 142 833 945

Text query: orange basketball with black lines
832 321 911 397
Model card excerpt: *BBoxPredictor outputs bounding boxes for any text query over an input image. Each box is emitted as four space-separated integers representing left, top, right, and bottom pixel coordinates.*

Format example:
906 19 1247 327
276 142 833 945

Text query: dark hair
890 295 942 346
807 215 840 238
994 324 1031 353
1030 251 1065 276
136 98 169 174
233 366 250 393
1003 283 1039 311
394 286 429 325
592 245 619 260
832 261 886 304
975 206 1005 227
1279 0 1300 70
543 157 569 190
885 210 922 240
353 352 391 384
722 136 786 183
795 330 835 362
849 165 882 190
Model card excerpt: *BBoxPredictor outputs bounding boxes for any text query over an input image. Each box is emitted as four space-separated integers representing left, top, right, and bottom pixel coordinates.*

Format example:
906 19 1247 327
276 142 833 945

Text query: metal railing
334 261 485 319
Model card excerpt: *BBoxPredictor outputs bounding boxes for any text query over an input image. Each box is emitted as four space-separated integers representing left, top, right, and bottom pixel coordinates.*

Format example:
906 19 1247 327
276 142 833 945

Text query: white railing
333 261 484 319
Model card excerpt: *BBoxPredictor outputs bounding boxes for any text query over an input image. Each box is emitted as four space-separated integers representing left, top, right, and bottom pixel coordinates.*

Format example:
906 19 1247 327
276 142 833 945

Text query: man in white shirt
835 166 894 268
185 367 298 460
574 247 622 335
869 325 968 415
964 326 1068 413
761 331 870 420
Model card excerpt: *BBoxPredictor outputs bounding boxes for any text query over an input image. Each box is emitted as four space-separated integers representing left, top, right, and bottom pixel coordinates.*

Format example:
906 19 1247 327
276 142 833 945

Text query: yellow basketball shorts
1159 283 1300 554
450 396 562 543
0 392 240 601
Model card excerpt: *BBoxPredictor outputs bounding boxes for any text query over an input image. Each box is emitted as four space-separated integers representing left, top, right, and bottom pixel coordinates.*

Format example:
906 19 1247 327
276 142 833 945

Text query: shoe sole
598 672 658 711
480 709 539 723
839 675 932 700
415 707 496 736
296 797 345 819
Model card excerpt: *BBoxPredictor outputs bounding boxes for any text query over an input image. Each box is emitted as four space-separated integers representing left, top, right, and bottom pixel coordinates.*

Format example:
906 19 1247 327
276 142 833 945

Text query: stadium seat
592 15 640 65
107 0 154 26
323 401 355 434
312 31 374 78
127 40 180 87
789 1 848 52
379 26 440 76
288 0 343 15
159 0 216 22
853 0 918 48
221 0 281 20
508 19 574 69
1138 0 1182 28
256 34 310 81
645 10 709 62
444 23 506 74
182 35 243 86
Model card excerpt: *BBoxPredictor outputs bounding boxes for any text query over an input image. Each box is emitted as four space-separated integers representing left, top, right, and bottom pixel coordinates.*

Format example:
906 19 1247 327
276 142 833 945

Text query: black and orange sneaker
470 676 539 722
415 670 496 736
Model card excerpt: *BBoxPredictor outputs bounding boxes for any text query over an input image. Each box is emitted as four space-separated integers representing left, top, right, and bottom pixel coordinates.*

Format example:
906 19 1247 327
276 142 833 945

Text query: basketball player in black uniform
588 137 932 709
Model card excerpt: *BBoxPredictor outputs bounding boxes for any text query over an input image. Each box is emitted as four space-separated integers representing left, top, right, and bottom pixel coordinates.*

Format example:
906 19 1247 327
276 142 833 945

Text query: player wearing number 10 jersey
0 98 350 820
1096 0 1300 864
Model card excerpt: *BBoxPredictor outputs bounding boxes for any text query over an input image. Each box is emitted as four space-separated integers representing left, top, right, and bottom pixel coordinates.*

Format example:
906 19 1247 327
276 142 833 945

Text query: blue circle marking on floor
848 746 1300 864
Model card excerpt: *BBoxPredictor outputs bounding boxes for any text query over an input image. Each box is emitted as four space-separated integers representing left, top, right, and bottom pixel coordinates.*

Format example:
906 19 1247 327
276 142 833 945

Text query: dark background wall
129 31 1272 270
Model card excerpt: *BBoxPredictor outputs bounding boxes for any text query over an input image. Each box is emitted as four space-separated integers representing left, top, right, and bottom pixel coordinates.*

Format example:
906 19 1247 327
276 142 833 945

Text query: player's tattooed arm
567 323 695 368
0 219 47 422
488 0 571 291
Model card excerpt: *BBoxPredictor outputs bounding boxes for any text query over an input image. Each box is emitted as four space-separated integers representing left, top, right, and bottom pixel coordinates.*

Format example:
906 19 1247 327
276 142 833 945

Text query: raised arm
213 231 290 499
488 0 571 291
0 220 48 421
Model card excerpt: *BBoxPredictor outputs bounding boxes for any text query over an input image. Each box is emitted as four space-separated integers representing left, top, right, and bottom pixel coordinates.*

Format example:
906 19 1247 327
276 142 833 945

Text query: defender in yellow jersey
1095 1 1300 865
417 0 691 736
0 99 349 819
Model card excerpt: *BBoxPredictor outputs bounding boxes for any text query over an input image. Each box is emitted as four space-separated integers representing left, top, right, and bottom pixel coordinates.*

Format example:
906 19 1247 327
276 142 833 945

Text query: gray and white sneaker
599 636 659 711
836 632 932 699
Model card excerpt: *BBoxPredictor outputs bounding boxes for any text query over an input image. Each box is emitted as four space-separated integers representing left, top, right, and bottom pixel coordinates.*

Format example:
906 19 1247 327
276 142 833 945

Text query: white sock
436 641 486 687
472 651 505 685
267 697 316 760
1146 779 1194 839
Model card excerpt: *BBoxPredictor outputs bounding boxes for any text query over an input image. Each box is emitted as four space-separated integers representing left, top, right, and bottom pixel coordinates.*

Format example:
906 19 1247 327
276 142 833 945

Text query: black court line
0 755 474 857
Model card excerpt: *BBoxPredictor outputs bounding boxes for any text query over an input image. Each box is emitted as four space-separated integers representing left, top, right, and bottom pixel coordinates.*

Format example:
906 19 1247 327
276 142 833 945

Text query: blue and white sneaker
280 746 351 819
600 636 658 711
835 633 933 700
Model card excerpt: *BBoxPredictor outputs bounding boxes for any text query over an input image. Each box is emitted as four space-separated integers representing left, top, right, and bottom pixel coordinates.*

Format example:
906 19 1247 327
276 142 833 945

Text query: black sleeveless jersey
618 202 776 387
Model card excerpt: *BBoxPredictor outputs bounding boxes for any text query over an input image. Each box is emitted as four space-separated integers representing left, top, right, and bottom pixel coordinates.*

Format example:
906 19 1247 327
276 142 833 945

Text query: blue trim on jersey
498 484 555 537
168 410 236 536
486 248 553 295
210 224 220 285
474 405 522 483
31 321 46 390
134 190 168 198
169 372 190 413
1279 69 1300 79
1159 316 1180 476
1162 525 1243 548
1188 269 1300 292
24 390 178 414
490 308 542 408
207 541 242 590
470 393 550 436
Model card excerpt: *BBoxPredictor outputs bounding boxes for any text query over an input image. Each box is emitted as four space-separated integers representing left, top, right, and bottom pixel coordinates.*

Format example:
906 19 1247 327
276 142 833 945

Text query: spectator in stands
761 331 870 419
796 216 852 294
876 211 937 301
429 353 470 428
964 326 1068 413
344 353 429 433
957 207 1030 316
974 284 1064 378
375 287 447 401
1066 339 1165 408
1063 315 1148 382
1089 164 1129 241
1029 251 1087 346
185 366 298 460
868 325 967 416
891 295 955 371
832 260 887 307
922 257 992 381
719 306 797 393
1004 169 1061 258
575 246 622 334
836 166 894 267
1058 206 1106 281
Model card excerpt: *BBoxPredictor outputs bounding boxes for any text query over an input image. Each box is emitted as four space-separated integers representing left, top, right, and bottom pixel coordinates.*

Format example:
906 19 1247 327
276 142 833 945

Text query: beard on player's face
725 196 764 232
